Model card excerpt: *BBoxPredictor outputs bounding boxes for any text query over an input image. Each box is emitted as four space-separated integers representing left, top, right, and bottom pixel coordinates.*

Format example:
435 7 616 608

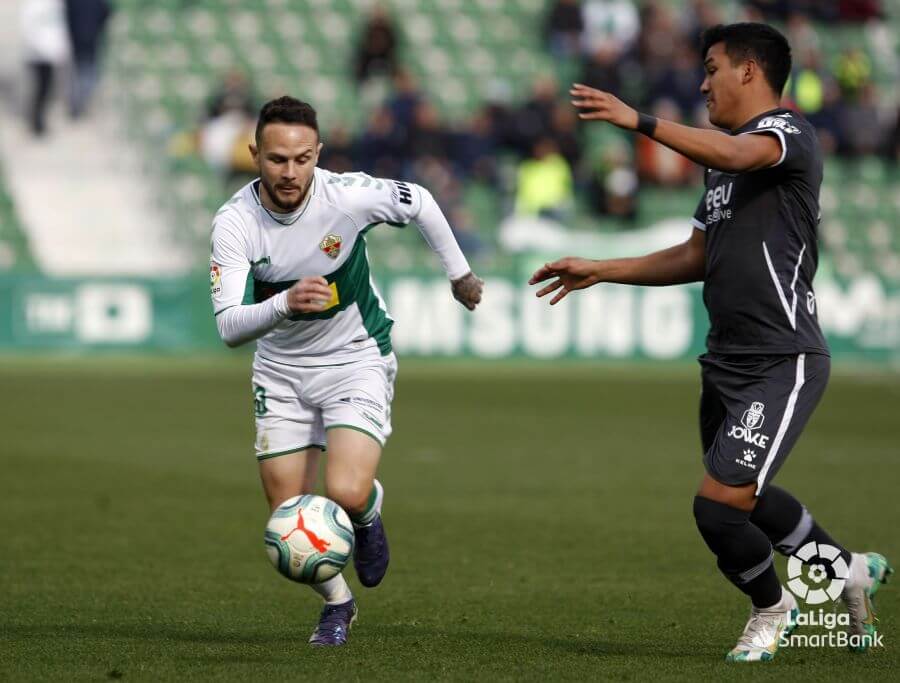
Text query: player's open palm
286 276 334 313
570 83 637 130
530 257 601 305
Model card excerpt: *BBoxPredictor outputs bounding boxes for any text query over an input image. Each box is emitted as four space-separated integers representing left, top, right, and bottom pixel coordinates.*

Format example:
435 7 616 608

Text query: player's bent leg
258 447 322 511
325 427 389 588
694 475 797 661
751 485 893 652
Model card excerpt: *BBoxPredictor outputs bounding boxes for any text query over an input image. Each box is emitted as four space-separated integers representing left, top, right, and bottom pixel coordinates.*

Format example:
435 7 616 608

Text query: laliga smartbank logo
779 542 884 649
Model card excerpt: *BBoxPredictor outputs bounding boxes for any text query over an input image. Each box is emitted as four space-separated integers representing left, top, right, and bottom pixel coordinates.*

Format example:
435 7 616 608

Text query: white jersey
210 167 468 365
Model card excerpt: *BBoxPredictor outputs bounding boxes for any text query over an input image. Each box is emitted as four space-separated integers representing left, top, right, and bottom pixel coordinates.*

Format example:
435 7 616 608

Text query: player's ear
741 59 755 85
249 142 259 166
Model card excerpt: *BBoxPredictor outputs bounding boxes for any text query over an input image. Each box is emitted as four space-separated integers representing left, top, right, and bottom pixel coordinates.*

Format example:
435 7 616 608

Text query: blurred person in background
586 143 638 220
580 0 639 58
199 70 259 179
318 123 356 174
210 96 483 647
636 98 697 187
21 0 70 136
63 0 111 119
544 0 584 60
514 137 574 222
353 3 398 84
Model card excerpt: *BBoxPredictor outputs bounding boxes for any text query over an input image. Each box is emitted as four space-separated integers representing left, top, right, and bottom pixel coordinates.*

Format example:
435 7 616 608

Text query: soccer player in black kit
530 23 891 662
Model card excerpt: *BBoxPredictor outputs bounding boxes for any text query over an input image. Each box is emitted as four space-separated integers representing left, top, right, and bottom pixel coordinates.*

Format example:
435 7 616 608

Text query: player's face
252 123 322 211
700 42 744 129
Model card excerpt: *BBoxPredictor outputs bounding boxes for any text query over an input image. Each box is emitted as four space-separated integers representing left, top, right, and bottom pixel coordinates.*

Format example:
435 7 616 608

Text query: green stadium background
1 0 898 364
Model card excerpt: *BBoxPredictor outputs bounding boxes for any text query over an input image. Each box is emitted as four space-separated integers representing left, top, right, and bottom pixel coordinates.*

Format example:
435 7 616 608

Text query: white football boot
725 588 799 662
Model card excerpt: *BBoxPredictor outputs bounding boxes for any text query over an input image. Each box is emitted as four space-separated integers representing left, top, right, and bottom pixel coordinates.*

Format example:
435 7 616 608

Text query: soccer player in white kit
210 97 483 646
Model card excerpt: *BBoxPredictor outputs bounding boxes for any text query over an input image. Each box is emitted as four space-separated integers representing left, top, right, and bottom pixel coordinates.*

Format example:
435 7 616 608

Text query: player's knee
325 479 371 514
693 495 750 549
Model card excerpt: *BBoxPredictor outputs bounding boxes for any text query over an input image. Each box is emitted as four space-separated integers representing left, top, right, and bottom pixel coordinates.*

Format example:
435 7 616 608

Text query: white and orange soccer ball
264 495 354 584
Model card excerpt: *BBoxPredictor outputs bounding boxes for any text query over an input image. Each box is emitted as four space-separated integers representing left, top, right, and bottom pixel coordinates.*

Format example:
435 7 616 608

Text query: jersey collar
252 171 317 225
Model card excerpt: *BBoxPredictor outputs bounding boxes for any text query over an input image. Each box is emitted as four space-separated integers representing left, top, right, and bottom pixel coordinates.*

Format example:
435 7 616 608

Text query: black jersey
691 108 829 356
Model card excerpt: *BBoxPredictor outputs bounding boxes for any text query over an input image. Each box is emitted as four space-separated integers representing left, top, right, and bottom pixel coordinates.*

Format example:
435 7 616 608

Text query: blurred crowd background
3 0 900 283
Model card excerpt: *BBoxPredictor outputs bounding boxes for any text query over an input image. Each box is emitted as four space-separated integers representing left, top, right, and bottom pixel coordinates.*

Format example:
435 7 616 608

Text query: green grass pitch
1 356 898 681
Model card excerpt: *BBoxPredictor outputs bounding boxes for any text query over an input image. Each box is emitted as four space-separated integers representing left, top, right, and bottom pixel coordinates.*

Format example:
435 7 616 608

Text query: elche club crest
320 233 342 259
741 401 765 430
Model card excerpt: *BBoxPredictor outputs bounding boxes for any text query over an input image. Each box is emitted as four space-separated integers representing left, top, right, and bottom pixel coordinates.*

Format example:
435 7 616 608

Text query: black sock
751 485 852 569
693 496 783 608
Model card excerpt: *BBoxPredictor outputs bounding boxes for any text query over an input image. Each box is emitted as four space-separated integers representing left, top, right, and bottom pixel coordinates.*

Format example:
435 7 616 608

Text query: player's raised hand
529 257 601 305
570 83 638 130
286 276 333 313
451 271 484 311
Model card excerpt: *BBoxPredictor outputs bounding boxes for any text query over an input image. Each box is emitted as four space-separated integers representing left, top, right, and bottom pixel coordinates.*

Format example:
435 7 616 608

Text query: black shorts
698 352 829 495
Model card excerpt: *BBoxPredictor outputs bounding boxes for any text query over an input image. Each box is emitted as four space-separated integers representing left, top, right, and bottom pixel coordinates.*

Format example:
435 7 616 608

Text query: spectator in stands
451 107 499 184
646 41 705 116
586 143 638 221
581 0 640 57
319 123 356 174
406 101 450 166
199 71 259 178
205 69 258 121
581 45 624 98
353 3 398 84
512 75 560 157
636 99 697 187
21 0 70 136
834 47 872 98
548 102 582 172
837 83 883 157
63 0 111 119
514 137 575 222
544 0 584 60
356 105 403 178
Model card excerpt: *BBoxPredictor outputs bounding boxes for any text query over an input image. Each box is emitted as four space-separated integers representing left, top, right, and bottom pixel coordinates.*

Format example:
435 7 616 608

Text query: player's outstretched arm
410 186 483 311
529 228 706 305
570 84 782 173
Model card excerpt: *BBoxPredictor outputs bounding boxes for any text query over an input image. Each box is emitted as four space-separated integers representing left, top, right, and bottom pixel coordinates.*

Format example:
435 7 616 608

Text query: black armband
636 113 658 138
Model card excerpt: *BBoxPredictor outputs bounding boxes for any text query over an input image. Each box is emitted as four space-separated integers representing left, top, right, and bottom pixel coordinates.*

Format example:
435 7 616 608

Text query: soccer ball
264 494 355 584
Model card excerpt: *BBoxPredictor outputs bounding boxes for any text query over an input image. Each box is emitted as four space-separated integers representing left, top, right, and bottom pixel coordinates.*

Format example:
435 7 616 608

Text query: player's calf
349 479 389 588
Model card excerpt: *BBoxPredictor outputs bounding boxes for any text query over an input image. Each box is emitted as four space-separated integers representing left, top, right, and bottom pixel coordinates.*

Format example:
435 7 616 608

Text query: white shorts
251 353 398 460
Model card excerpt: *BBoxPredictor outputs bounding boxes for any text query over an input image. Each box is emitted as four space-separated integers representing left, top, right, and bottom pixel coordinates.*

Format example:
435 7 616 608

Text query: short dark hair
701 23 792 95
255 96 319 145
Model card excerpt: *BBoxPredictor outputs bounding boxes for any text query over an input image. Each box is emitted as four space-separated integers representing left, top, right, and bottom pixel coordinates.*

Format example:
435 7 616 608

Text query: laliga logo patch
209 262 222 296
786 542 849 604
320 233 342 260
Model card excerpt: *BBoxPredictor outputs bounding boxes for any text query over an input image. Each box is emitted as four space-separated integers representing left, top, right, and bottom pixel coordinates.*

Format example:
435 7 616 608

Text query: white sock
310 573 352 605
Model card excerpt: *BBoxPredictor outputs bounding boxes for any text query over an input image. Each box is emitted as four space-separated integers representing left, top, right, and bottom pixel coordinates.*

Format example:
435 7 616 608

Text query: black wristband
637 113 658 137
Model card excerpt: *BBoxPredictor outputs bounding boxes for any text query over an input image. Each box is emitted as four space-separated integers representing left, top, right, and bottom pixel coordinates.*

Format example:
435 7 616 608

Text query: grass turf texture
1 356 898 681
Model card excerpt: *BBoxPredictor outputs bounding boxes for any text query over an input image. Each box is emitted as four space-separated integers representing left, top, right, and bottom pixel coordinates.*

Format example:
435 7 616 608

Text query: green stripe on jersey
252 232 393 355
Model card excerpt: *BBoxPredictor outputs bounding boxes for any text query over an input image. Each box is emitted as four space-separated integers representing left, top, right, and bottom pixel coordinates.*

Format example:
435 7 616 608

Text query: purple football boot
353 480 390 587
308 599 357 646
